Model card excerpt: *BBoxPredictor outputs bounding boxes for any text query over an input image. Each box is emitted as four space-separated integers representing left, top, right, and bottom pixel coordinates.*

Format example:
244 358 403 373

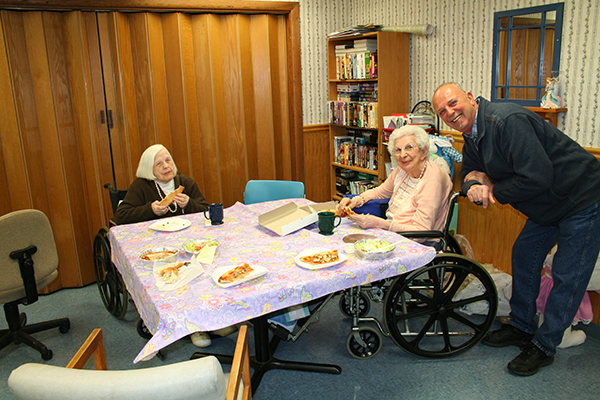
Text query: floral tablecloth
109 199 436 363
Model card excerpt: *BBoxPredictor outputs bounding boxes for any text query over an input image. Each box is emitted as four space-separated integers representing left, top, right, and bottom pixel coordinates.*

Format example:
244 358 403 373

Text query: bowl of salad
182 240 220 254
354 239 395 260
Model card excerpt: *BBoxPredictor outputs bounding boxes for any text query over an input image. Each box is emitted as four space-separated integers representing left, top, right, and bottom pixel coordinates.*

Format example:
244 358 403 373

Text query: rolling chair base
1 302 70 360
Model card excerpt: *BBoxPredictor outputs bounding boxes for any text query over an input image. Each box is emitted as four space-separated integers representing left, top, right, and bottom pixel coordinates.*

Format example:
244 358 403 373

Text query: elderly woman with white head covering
115 144 208 225
338 125 452 232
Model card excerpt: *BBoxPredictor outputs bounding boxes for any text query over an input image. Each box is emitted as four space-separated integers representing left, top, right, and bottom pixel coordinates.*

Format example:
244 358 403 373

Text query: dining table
108 198 436 389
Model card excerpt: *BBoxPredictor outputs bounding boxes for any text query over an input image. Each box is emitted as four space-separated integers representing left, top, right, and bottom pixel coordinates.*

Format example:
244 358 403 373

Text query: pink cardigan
362 161 453 232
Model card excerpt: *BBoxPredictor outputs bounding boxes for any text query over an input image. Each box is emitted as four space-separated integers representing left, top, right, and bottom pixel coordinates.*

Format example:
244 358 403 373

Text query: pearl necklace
404 160 427 185
395 160 428 200
154 180 178 213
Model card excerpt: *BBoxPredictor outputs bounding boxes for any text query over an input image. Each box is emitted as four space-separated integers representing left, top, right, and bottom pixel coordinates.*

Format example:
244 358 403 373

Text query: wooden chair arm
66 328 107 370
226 324 252 400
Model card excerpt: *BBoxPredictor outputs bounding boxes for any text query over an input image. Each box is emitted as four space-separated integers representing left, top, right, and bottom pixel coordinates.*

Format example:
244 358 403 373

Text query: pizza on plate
219 263 254 284
300 249 340 265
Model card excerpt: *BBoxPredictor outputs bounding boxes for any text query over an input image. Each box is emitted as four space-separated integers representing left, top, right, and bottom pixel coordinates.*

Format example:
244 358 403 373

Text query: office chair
243 180 305 204
0 209 71 360
8 326 252 400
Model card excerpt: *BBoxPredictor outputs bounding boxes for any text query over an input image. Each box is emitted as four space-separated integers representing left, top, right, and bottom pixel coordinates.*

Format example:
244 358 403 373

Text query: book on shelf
335 51 378 80
333 132 378 170
328 101 379 128
348 179 377 195
336 82 378 102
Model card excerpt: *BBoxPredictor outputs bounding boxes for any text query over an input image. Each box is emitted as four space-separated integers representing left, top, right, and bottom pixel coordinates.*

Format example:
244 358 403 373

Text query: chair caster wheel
59 321 71 333
41 348 53 360
346 326 382 359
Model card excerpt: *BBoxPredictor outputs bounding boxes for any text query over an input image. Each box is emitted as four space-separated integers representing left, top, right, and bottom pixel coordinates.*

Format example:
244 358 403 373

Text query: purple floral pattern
109 199 436 363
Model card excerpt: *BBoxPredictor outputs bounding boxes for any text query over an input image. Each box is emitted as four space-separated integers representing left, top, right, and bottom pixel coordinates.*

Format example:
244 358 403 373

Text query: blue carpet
2 284 600 399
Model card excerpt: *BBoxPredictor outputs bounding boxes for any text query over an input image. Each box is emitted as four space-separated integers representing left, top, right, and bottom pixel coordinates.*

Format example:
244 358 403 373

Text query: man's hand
465 171 494 187
464 171 495 208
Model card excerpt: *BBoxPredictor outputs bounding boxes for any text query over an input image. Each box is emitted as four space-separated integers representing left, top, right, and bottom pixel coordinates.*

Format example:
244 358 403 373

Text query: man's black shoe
482 324 534 347
508 344 554 376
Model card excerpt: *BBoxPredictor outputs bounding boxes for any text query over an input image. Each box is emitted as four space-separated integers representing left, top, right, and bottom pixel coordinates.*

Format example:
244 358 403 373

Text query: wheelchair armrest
400 231 444 240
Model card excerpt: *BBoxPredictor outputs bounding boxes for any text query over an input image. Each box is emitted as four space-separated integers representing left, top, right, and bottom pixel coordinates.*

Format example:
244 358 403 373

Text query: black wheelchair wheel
93 227 128 319
346 326 382 359
338 291 371 318
383 254 497 358
137 318 153 340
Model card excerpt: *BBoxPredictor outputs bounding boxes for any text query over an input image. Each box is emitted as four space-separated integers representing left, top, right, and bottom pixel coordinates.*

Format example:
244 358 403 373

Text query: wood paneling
0 1 302 290
303 124 330 203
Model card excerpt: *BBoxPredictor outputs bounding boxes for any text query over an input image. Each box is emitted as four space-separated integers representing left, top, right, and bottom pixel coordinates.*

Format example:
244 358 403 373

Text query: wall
294 0 600 147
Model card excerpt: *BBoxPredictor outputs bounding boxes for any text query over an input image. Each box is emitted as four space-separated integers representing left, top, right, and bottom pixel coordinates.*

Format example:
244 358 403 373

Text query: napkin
196 244 217 265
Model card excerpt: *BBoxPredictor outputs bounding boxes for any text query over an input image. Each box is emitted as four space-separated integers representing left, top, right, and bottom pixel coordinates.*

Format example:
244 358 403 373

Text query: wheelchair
92 184 158 340
271 192 498 360
92 184 129 319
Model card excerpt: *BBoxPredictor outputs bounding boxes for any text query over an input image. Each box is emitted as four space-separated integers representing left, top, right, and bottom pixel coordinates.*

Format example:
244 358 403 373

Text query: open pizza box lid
258 201 338 236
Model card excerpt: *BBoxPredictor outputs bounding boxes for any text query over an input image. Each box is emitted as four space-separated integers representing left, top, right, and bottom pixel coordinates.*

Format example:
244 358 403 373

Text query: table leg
191 314 342 394
250 315 342 392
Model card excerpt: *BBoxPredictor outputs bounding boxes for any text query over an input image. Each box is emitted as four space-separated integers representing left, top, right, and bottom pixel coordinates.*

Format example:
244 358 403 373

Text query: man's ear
467 91 476 105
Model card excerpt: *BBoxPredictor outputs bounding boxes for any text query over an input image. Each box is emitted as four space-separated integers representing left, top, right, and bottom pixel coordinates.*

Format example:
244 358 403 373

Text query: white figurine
540 77 562 109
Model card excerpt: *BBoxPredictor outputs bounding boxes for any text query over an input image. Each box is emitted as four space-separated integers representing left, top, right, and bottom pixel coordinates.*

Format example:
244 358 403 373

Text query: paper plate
294 247 348 270
212 264 268 288
342 234 377 243
149 218 191 232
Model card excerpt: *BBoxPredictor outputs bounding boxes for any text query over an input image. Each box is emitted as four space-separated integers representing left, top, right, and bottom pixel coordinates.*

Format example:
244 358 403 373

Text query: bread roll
159 185 184 206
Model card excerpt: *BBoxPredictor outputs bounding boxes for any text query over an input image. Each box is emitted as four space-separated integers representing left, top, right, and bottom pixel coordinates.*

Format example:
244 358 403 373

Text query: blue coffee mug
204 203 224 225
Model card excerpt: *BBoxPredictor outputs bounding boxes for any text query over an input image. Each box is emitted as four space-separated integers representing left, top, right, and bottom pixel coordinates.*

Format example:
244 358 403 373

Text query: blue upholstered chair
243 180 305 204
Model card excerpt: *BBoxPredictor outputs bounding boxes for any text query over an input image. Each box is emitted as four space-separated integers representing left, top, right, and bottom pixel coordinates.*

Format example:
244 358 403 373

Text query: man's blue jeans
509 200 600 356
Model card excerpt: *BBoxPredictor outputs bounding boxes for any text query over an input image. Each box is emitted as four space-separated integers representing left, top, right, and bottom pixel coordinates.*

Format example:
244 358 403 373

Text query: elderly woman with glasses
115 144 209 225
338 125 452 232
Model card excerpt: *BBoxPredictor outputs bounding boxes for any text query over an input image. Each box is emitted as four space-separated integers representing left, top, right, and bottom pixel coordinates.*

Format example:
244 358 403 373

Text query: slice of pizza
339 206 356 218
219 263 254 284
300 249 340 265
159 185 185 206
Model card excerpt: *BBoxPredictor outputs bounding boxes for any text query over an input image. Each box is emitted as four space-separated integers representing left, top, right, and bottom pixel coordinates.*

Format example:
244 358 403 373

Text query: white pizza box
259 201 338 236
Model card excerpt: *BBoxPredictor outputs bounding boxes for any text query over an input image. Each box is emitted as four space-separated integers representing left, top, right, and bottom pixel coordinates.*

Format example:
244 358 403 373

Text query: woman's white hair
136 144 178 180
387 125 430 168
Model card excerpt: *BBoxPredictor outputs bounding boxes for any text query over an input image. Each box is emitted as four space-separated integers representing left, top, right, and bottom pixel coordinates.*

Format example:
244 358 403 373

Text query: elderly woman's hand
151 201 169 216
337 195 365 214
173 193 189 209
348 213 386 230
337 197 352 212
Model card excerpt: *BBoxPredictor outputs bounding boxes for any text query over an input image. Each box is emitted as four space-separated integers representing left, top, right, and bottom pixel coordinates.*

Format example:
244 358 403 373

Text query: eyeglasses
394 144 418 155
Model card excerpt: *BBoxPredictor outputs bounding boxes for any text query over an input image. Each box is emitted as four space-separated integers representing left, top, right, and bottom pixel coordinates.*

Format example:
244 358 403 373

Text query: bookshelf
327 32 409 200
